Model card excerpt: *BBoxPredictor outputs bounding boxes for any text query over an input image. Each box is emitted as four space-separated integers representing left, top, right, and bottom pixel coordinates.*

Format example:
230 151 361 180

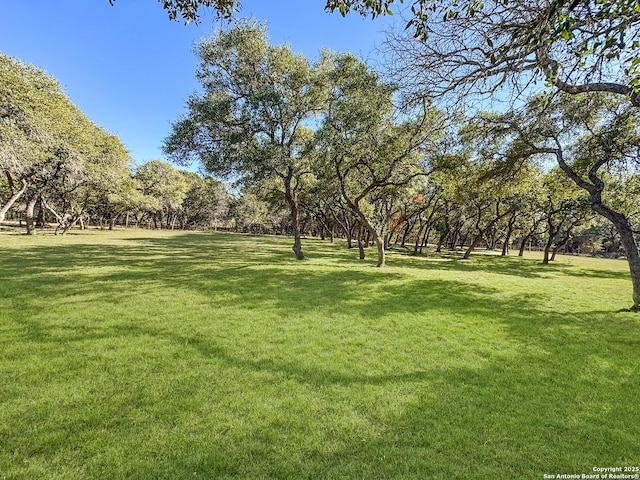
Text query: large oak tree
315 53 442 267
164 22 325 259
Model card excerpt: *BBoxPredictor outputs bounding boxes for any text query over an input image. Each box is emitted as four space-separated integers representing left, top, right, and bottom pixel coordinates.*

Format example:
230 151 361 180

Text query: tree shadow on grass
2 231 639 478
137 281 639 478
105 300 640 479
1 231 635 344
396 249 631 281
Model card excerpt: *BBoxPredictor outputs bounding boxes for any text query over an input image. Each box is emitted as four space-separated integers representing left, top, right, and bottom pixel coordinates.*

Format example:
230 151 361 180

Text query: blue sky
1 1 400 166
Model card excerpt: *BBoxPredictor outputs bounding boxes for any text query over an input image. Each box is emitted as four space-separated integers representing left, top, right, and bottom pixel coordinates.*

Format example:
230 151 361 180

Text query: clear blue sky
1 1 400 166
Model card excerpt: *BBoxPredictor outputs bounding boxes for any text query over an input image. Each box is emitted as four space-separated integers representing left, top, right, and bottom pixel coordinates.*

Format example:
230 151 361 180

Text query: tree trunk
463 232 483 259
487 225 498 250
519 218 542 257
542 221 560 265
420 225 432 255
501 234 510 256
553 147 640 309
35 198 46 228
542 234 554 264
25 196 38 235
400 221 412 248
343 218 354 248
61 215 81 235
384 231 392 250
284 173 305 260
413 224 425 255
592 204 640 310
550 229 573 261
351 210 384 266
518 235 529 257
374 232 385 267
329 206 352 248
360 217 384 267
0 183 27 225
449 227 460 251
502 212 517 256
357 223 366 260
436 227 449 253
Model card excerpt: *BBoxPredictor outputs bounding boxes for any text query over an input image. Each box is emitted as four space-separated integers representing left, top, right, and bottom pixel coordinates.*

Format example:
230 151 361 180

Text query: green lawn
1 230 638 479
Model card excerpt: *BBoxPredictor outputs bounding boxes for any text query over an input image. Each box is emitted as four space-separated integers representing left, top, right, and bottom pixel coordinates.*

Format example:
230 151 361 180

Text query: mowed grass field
0 229 639 479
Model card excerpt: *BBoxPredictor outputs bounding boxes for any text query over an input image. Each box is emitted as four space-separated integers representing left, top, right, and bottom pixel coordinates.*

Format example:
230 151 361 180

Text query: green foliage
380 0 640 107
108 0 239 23
314 52 442 262
0 53 132 229
164 21 329 258
1 230 639 478
229 189 274 233
0 53 66 176
325 0 398 17
135 160 189 212
164 21 322 182
181 174 231 229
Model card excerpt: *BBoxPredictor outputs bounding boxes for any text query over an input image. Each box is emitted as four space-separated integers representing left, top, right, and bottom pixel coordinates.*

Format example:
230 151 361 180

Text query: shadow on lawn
2 231 639 478
128 306 639 478
397 248 631 281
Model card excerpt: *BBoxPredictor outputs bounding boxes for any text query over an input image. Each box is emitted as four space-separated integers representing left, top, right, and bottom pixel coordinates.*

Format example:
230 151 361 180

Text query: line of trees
160 19 640 310
151 0 640 310
4 44 626 265
0 53 231 233
4 27 635 264
4 0 640 308
161 22 638 266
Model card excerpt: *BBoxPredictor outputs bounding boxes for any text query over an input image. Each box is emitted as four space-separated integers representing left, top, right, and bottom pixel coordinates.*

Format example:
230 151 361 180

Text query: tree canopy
4 11 640 309
108 0 238 22
381 0 640 106
0 53 132 232
164 21 325 259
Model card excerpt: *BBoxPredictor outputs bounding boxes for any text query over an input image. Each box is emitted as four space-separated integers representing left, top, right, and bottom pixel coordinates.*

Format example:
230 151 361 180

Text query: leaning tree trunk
463 232 484 259
420 225 432 254
542 221 560 265
593 204 640 310
359 215 385 267
0 182 27 225
413 223 425 255
61 215 81 235
550 228 574 261
464 208 513 259
350 209 384 267
400 221 412 248
552 146 640 309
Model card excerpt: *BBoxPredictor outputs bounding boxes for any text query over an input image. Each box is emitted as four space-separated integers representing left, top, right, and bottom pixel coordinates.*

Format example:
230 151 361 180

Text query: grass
0 229 639 479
